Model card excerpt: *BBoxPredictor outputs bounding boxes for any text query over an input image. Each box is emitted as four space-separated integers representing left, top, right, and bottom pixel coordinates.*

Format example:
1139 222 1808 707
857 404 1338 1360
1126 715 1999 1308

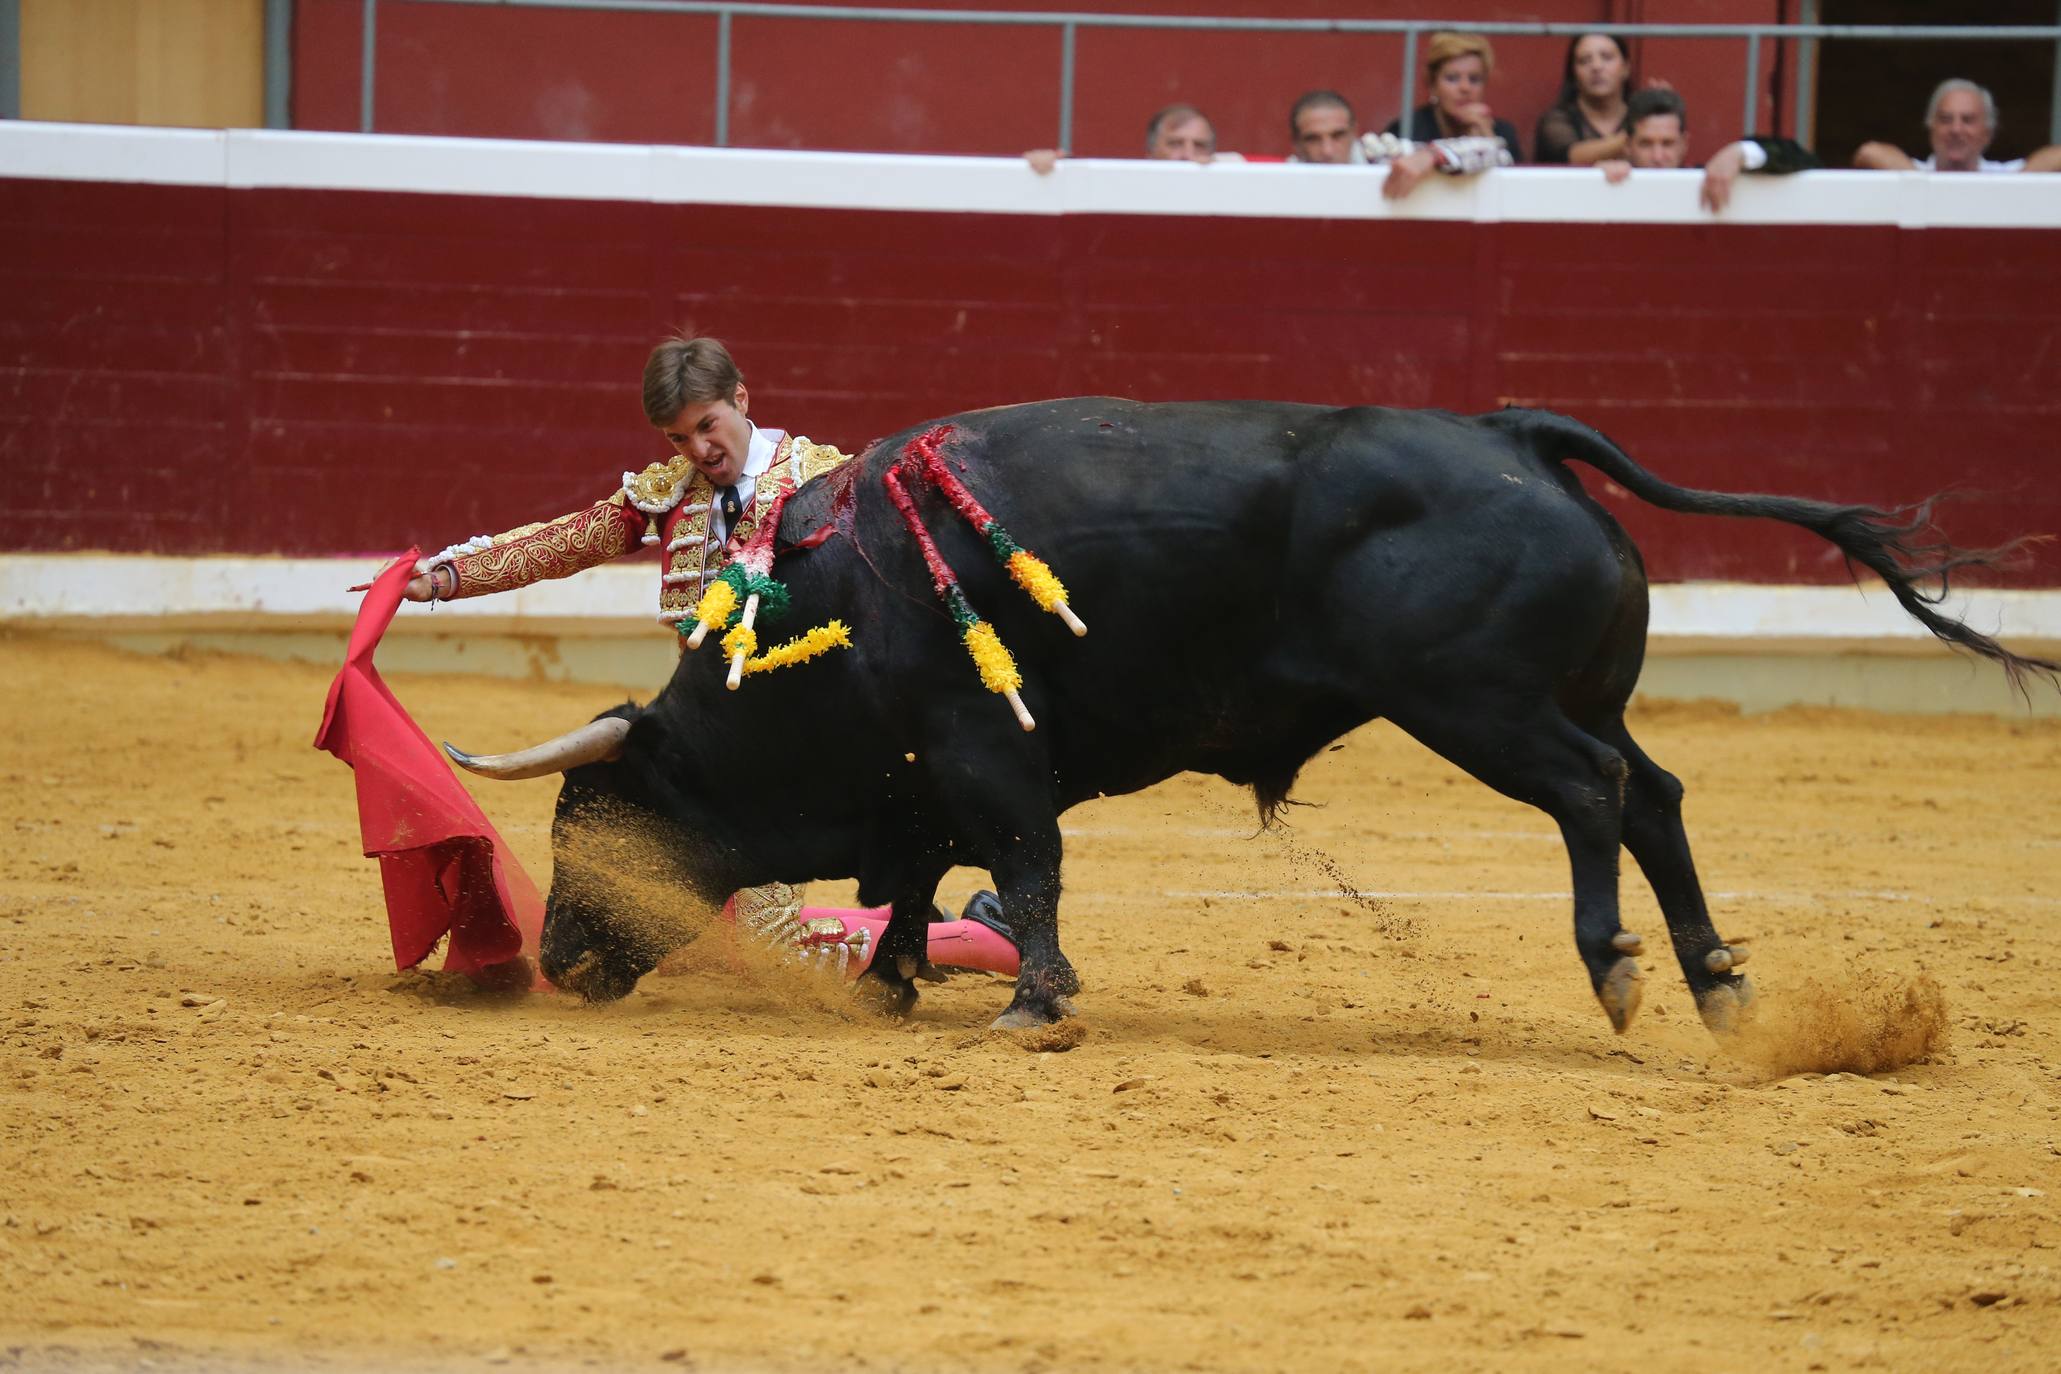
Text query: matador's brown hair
642 335 743 427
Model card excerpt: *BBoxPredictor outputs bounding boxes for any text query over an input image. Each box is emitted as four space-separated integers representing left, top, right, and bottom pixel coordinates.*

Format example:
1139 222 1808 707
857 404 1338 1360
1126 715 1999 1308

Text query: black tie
719 485 743 544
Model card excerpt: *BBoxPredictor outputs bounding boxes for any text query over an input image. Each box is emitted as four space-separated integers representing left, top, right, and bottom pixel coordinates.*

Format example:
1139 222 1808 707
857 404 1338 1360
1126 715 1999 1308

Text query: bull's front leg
852 861 950 1020
991 822 1074 1029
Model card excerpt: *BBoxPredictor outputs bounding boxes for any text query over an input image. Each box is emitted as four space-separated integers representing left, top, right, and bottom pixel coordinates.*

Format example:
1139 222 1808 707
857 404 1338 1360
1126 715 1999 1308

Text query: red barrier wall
3 172 2056 585
291 0 1787 161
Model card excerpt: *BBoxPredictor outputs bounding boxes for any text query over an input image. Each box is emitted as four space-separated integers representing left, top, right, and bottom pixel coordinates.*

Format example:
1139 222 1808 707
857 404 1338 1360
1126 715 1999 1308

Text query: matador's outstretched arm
414 494 644 600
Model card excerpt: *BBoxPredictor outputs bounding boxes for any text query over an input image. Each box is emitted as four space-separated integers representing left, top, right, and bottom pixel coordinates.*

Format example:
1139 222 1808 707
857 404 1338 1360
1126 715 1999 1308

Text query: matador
403 335 1020 986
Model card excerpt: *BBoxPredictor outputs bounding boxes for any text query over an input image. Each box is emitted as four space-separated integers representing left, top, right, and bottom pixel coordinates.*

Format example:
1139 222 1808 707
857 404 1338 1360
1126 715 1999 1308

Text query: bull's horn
442 716 631 780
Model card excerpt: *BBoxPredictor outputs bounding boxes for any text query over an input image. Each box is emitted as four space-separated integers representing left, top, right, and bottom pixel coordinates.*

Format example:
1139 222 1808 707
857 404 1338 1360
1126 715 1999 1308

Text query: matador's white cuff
416 535 494 574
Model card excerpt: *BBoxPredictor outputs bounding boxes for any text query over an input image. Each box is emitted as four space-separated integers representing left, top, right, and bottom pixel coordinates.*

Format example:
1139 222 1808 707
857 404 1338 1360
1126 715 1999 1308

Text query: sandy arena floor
2 631 2058 1373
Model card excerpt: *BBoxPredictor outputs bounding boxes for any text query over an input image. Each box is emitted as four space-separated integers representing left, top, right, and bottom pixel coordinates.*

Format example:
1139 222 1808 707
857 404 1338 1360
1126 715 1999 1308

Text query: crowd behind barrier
1025 31 2061 208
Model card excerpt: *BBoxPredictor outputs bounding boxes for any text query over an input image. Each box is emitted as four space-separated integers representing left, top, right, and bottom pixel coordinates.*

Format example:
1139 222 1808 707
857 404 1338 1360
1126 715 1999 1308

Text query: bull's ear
443 715 632 781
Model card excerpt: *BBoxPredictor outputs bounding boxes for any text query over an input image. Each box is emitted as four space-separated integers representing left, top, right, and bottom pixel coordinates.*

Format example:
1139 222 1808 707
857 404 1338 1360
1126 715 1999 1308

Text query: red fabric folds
314 551 545 982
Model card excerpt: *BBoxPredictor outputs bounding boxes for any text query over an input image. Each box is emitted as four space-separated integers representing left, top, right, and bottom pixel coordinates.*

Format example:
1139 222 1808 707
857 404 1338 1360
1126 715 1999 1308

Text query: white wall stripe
6 555 2055 646
6 121 2060 230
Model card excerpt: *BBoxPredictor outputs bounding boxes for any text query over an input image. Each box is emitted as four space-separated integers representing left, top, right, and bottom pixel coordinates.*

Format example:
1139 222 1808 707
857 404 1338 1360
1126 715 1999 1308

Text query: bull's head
444 707 725 1002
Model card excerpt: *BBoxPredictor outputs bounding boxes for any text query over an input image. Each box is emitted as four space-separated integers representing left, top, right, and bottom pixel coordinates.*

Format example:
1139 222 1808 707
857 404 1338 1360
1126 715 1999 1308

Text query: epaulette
789 437 850 484
623 455 696 515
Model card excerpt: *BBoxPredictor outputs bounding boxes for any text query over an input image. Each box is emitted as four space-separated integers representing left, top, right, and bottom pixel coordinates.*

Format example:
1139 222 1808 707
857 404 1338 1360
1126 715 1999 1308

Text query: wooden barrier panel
20 0 264 130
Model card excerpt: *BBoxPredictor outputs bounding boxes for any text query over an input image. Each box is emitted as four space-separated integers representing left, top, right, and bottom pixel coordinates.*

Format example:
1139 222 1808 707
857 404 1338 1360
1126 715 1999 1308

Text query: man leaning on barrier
1028 95 1504 200
1594 88 1820 215
1026 102 1233 175
1853 79 2061 175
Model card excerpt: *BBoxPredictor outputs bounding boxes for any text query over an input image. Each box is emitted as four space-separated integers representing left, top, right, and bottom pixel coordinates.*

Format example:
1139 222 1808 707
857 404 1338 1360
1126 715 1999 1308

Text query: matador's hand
401 565 453 602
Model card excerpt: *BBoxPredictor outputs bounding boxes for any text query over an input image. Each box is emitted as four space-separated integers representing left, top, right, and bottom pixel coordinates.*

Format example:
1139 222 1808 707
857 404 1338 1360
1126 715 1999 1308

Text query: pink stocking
721 898 1020 979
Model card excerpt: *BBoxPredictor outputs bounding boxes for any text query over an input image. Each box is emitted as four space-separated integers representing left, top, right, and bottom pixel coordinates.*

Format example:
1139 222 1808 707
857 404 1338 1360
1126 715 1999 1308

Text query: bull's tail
1492 407 2060 694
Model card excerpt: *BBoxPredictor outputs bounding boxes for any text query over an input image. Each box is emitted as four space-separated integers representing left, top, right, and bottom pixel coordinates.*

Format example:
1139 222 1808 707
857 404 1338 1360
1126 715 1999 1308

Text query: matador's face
660 385 753 488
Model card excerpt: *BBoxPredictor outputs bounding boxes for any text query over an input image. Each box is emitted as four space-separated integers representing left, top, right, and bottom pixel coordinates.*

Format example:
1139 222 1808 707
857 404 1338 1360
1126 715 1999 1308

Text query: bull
445 399 2056 1035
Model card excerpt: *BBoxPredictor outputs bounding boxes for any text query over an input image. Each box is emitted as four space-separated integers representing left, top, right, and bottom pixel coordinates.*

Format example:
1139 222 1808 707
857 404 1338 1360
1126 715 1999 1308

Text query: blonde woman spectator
1383 31 1524 162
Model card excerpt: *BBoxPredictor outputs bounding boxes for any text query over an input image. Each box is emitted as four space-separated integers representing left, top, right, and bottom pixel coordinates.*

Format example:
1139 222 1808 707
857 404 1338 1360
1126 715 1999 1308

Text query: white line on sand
1105 888 2061 908
1060 826 1561 841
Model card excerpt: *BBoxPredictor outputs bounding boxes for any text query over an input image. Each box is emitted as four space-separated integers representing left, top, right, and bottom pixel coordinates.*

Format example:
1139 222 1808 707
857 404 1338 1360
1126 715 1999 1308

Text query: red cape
314 552 545 982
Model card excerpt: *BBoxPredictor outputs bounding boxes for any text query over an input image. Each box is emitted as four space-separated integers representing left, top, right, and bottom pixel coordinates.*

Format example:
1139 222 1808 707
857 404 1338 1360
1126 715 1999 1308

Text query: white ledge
5 555 2056 651
4 121 2059 229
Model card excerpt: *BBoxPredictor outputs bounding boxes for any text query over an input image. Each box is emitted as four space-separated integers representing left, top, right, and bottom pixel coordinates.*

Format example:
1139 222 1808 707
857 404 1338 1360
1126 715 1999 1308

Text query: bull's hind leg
1390 700 1645 1032
1593 721 1757 1036
988 818 1076 1029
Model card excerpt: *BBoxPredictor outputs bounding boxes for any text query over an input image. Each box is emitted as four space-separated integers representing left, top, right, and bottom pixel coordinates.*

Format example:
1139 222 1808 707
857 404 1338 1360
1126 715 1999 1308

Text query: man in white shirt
1853 79 2061 174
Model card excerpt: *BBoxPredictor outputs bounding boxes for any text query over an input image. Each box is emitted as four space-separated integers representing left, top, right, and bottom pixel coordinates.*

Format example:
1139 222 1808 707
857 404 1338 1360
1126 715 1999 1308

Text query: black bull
456 399 2056 1035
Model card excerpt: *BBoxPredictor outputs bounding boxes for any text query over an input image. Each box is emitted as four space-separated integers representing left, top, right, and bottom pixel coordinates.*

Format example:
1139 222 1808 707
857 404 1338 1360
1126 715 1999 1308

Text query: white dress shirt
709 421 787 546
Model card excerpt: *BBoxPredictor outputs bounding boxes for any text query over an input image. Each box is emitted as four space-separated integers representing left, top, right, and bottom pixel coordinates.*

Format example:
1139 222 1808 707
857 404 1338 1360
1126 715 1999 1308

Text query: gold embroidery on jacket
723 436 849 558
658 474 718 622
791 437 849 485
623 455 695 513
447 501 636 598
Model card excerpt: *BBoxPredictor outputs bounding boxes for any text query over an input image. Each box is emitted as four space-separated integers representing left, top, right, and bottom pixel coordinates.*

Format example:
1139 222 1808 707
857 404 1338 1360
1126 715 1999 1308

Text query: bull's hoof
1696 975 1759 1038
992 962 1080 1029
1596 956 1644 1034
545 950 642 1003
466 954 536 995
853 967 918 1019
990 997 1074 1031
1704 942 1751 975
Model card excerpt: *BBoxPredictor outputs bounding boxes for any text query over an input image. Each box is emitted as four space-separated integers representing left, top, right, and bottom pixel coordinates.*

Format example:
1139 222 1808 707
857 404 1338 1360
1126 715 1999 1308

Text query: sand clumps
994 1018 1088 1053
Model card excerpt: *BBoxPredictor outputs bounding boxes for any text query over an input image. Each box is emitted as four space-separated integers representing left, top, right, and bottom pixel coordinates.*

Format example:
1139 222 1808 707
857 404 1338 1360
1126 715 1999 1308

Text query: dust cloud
1727 971 1951 1077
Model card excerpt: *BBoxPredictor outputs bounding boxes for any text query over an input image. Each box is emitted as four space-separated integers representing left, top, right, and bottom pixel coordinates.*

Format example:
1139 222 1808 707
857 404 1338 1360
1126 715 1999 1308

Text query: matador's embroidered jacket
419 427 851 625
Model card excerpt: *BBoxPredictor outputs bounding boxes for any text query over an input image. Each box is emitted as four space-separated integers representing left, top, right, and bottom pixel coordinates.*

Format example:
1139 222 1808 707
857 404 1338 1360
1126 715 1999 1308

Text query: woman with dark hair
1534 32 1636 166
1383 31 1523 161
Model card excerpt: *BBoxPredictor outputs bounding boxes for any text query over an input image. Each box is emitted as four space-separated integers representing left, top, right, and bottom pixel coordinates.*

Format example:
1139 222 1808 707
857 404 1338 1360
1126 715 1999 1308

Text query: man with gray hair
1025 102 1232 174
1853 78 2061 173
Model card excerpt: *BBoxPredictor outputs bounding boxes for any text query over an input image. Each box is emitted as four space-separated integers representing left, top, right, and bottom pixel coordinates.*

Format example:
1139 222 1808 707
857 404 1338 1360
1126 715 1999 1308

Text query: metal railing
6 1 2060 147
0 1 20 123
346 0 2061 152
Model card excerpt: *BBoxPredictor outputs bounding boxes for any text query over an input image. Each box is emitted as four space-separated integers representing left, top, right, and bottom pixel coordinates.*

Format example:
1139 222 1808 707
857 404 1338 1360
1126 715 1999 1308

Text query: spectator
1026 103 1226 175
1286 86 1510 195
1534 32 1636 166
1699 133 1819 212
1598 87 1691 181
1359 129 1511 199
1289 90 1360 164
1144 103 1220 162
1595 89 1821 213
1384 31 1524 162
1853 78 2061 173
